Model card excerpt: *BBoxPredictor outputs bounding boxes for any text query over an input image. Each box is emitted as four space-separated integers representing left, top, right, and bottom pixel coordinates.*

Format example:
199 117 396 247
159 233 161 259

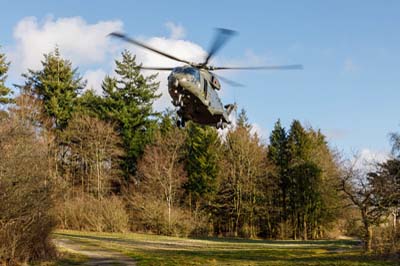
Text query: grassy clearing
53 230 398 266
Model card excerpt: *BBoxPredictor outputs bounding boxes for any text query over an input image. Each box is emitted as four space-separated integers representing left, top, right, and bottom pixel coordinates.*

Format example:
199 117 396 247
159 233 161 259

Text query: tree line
0 46 398 264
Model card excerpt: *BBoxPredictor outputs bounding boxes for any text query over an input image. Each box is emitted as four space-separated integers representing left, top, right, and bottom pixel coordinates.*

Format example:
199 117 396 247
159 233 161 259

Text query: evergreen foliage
184 122 220 203
99 50 160 176
265 119 341 239
236 108 251 129
267 119 290 237
19 48 85 130
0 47 13 105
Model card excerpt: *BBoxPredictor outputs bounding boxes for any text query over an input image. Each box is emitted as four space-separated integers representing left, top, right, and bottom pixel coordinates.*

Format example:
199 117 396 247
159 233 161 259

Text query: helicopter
110 29 302 128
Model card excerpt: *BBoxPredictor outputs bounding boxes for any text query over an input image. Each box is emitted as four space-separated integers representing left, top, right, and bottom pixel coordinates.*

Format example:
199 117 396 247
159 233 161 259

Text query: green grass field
52 230 399 266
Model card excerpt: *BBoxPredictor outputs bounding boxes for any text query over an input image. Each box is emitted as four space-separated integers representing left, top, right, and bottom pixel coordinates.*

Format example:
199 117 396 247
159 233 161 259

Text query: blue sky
2 0 400 159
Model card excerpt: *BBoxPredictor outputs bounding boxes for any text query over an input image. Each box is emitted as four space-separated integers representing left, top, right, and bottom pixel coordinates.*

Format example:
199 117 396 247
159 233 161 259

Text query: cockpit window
173 67 200 82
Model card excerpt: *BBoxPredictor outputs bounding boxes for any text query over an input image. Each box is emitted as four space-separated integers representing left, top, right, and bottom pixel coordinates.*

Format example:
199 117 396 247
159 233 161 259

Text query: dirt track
54 238 136 266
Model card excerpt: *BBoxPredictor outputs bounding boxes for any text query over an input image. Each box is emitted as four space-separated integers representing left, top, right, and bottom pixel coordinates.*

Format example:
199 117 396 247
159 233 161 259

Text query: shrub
0 116 57 265
57 195 129 233
128 195 198 237
371 226 400 255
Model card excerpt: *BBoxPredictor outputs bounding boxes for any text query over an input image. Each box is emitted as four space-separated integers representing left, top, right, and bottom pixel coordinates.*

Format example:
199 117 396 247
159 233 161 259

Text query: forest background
0 46 399 264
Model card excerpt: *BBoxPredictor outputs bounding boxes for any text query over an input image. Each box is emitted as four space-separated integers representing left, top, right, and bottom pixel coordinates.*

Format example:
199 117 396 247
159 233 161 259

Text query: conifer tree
19 47 85 130
286 120 340 239
287 120 312 162
287 120 315 239
101 50 160 176
77 89 105 118
184 122 220 208
158 109 177 134
237 108 251 129
0 48 13 105
268 119 290 238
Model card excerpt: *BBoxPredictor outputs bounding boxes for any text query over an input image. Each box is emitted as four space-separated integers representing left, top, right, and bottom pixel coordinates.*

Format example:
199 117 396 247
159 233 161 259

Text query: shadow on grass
55 232 359 249
194 236 360 246
124 247 398 266
55 232 180 249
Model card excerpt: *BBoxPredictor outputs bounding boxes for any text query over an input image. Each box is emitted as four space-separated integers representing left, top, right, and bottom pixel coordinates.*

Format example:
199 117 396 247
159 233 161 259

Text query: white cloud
250 122 269 142
352 148 389 172
83 69 106 94
359 148 389 164
8 16 123 79
165 22 186 39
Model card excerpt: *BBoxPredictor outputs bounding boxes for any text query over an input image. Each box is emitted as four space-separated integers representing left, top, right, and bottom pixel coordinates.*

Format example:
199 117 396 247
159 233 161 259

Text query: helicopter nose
168 74 179 88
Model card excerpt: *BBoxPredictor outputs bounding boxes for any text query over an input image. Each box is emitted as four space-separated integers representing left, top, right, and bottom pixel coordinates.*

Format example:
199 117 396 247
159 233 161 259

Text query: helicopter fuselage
167 66 232 127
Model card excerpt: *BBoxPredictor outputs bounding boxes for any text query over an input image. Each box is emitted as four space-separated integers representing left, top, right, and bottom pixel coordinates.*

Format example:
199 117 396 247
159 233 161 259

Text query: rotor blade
203 28 238 66
136 66 175 71
109 32 192 65
211 64 303 70
213 73 244 87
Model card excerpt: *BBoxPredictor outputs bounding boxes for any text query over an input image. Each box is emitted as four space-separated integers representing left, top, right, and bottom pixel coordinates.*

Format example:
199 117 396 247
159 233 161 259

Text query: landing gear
172 94 184 107
216 120 226 129
176 117 186 128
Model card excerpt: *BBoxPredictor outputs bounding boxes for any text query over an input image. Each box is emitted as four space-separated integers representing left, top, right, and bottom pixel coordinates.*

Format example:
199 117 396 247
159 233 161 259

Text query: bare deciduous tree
219 126 266 238
340 156 384 251
60 114 124 197
136 128 187 233
0 110 56 265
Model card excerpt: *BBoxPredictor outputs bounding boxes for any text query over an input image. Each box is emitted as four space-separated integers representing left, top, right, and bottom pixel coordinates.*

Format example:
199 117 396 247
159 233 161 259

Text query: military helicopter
110 29 302 128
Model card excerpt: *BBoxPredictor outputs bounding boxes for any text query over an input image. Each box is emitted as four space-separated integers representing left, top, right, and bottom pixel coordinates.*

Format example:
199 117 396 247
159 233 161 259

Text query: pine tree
0 48 13 105
101 50 160 176
158 109 178 135
287 120 315 239
19 47 85 130
285 120 340 239
267 119 290 238
77 89 105 119
236 108 251 129
184 122 220 208
287 120 312 162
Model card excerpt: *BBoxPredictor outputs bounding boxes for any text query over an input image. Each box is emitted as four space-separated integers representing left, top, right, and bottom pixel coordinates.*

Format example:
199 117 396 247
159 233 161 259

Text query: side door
203 78 208 101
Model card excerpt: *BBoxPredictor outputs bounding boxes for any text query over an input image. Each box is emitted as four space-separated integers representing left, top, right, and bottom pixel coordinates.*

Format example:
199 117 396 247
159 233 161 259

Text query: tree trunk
168 199 171 234
363 220 372 252
282 189 287 239
303 217 308 240
96 150 100 198
189 192 192 215
393 209 397 234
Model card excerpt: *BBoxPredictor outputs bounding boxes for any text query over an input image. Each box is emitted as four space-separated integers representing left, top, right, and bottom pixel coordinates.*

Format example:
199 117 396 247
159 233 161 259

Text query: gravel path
54 238 136 266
